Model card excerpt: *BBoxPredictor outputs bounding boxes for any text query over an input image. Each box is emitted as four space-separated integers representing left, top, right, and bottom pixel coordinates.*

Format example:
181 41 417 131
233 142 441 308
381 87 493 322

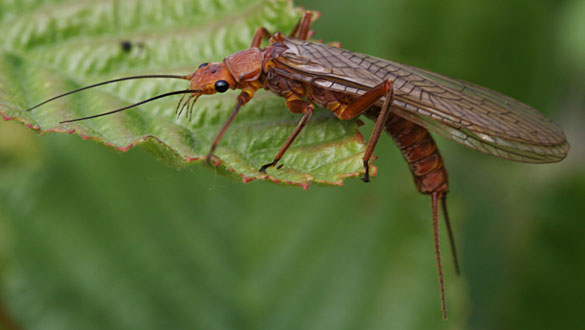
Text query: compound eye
214 80 229 93
198 62 208 68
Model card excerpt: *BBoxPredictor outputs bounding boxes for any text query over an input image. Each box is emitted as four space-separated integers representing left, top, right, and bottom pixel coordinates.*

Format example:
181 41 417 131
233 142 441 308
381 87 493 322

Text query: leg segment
206 86 258 165
364 109 457 316
206 99 243 165
289 11 317 40
250 27 271 48
362 85 394 182
338 79 394 182
259 100 315 172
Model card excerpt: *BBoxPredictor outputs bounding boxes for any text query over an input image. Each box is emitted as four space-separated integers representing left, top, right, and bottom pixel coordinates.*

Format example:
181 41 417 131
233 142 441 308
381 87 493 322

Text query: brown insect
26 11 569 319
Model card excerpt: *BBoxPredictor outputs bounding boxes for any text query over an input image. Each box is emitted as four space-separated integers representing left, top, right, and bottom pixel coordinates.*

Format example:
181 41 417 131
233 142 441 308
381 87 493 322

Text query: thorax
260 39 360 117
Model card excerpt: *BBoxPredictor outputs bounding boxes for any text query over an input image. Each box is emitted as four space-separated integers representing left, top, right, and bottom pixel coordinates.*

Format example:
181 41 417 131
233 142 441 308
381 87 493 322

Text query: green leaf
0 129 467 330
0 0 371 187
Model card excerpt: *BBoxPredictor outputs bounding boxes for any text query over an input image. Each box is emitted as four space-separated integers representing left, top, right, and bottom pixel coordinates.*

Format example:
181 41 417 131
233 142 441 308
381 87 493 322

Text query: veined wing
277 37 569 163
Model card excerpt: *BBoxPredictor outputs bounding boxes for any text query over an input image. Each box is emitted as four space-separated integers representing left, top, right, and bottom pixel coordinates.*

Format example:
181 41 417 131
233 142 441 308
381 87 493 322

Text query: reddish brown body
368 111 449 194
30 10 568 321
259 44 449 194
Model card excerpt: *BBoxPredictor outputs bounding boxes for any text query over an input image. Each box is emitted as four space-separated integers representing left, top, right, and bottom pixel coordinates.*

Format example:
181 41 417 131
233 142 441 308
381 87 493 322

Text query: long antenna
60 89 201 123
26 74 190 112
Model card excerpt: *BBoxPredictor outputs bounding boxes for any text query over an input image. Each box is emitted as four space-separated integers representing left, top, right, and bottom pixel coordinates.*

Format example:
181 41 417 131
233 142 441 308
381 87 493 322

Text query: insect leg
206 87 258 165
206 99 242 165
362 85 394 182
289 11 320 40
250 27 271 48
259 100 315 172
338 79 394 182
364 109 456 312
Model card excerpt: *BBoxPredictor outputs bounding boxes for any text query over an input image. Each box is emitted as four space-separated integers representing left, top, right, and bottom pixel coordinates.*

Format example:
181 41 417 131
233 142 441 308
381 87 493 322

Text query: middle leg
259 99 315 172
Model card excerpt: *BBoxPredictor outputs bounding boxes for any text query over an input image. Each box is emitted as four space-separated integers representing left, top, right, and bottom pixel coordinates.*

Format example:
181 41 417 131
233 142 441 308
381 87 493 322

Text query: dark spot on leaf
120 40 146 53
120 40 132 52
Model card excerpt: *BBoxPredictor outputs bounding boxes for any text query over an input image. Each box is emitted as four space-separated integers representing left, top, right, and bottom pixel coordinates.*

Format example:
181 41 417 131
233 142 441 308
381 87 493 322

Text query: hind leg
289 11 320 40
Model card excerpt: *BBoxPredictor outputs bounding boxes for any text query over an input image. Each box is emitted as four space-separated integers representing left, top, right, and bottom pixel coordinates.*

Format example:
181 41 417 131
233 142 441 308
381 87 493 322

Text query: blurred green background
1 0 584 329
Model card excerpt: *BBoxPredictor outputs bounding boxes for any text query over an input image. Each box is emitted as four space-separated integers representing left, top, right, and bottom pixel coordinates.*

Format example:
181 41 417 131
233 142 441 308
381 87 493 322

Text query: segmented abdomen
367 109 448 194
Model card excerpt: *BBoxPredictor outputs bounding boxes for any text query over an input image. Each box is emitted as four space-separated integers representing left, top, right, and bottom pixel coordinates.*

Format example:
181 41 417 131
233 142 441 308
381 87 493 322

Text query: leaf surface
0 0 371 187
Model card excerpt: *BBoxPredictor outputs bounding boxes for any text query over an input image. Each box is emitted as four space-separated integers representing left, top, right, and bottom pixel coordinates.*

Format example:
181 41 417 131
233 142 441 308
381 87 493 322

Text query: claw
259 161 277 173
206 145 216 166
361 161 370 182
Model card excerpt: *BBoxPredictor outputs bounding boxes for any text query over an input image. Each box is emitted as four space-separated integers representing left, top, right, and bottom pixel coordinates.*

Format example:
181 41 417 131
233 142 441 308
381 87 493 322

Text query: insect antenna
59 89 201 124
441 195 460 275
26 74 190 112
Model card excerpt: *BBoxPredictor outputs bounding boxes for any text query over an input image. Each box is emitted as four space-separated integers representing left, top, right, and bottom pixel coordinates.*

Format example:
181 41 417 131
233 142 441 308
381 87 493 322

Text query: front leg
206 85 259 165
259 99 315 173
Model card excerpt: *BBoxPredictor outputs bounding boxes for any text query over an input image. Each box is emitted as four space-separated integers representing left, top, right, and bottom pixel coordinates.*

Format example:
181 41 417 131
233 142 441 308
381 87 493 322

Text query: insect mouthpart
175 92 202 120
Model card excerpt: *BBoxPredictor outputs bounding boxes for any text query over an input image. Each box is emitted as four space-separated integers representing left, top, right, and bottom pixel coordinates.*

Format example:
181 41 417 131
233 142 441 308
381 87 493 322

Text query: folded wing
278 38 569 163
